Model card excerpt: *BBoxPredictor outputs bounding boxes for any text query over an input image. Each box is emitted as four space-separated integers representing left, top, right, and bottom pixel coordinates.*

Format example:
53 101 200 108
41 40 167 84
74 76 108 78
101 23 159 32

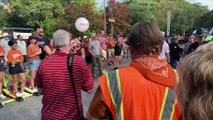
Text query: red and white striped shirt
35 51 94 120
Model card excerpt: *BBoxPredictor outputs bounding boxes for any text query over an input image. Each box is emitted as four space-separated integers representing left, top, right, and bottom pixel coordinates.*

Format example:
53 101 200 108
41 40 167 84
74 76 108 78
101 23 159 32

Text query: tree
170 2 209 34
107 0 131 35
56 3 104 37
0 7 8 27
127 0 160 24
8 0 64 36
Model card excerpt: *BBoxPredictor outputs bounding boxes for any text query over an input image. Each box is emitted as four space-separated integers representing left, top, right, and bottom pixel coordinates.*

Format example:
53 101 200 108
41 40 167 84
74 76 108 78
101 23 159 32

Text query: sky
96 0 213 10
188 0 213 10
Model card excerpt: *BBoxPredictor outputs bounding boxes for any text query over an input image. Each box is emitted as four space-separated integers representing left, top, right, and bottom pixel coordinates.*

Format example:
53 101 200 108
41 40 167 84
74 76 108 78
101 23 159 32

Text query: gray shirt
17 40 27 55
89 40 101 56
0 38 10 62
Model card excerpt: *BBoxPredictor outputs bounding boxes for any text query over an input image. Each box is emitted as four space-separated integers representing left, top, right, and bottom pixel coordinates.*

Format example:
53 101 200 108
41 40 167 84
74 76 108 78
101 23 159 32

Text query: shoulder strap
67 53 83 119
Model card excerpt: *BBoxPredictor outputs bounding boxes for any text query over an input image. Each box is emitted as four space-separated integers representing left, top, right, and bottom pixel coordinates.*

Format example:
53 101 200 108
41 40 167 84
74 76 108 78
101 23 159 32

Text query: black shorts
0 60 4 72
85 56 92 64
115 48 122 56
9 63 24 75
23 55 28 63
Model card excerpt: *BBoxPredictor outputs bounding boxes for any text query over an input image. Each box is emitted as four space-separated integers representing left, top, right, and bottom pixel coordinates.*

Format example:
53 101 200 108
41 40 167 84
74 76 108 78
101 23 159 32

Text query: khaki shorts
107 49 115 58
101 50 107 60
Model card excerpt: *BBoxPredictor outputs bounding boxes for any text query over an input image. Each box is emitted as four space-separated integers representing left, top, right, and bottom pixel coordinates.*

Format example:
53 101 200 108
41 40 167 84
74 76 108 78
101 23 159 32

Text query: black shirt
186 41 208 55
169 42 183 60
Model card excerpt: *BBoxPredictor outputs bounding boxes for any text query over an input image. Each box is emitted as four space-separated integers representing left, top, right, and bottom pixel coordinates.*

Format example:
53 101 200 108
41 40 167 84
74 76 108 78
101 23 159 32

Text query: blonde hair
177 42 213 120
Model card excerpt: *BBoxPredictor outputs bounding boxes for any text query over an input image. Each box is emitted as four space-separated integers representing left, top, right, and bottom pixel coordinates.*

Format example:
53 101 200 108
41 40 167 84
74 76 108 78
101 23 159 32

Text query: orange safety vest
99 66 181 120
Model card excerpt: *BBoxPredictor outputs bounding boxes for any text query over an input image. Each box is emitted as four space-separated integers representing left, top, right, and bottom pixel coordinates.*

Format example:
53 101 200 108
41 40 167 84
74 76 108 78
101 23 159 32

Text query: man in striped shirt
35 29 94 120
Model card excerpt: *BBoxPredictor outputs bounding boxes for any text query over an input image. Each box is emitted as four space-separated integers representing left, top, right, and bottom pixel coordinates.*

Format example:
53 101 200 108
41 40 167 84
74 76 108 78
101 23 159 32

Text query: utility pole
104 0 107 34
166 10 171 37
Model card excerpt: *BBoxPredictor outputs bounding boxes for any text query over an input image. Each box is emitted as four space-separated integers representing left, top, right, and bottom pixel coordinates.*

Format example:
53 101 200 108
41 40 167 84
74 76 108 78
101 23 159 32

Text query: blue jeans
29 59 41 70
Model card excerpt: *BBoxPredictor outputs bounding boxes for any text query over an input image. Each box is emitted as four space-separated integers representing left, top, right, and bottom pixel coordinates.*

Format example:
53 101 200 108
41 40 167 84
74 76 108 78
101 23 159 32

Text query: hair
17 34 21 38
177 42 213 120
27 35 35 47
52 29 70 49
127 22 163 56
44 37 52 46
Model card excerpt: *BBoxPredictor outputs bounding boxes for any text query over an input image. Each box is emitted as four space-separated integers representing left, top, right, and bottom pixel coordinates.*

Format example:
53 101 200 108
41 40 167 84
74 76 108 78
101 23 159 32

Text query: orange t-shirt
7 49 23 63
27 44 40 61
0 45 4 60
107 38 115 49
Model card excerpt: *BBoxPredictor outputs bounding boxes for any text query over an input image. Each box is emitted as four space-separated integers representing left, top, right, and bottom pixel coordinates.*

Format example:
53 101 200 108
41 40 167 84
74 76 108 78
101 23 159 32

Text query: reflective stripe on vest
106 70 124 120
159 88 176 120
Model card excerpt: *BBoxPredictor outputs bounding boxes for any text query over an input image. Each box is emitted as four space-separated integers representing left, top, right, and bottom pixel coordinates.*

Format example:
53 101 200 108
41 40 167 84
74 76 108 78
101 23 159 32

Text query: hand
37 48 42 54
11 61 16 65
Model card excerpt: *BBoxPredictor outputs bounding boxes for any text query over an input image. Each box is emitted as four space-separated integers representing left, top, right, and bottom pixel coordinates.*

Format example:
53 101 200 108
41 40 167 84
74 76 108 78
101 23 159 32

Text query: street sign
108 18 115 22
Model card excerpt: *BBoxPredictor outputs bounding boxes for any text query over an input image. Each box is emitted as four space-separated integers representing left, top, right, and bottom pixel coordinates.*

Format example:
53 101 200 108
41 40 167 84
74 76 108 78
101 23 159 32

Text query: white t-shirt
158 41 170 61
17 40 27 55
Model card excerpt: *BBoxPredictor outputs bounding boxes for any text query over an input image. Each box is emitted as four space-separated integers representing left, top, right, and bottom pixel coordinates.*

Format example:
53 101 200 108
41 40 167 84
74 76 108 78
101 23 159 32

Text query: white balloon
75 17 89 32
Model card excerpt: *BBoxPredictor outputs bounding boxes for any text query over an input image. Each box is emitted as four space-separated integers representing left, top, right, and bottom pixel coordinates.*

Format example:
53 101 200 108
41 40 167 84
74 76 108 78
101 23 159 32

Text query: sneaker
0 93 6 99
32 88 38 93
16 92 27 97
102 70 107 74
21 92 28 96
16 92 22 97
113 67 118 70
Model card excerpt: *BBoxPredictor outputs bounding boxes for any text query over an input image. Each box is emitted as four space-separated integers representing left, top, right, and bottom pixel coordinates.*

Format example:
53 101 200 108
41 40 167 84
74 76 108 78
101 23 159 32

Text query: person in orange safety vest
87 22 182 120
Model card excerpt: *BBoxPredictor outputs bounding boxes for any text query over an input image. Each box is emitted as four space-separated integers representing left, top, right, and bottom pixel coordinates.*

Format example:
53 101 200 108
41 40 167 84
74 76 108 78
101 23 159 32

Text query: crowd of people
0 22 212 120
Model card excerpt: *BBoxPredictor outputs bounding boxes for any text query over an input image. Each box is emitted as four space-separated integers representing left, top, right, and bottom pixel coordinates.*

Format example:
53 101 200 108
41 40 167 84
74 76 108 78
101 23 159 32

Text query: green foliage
56 3 103 37
126 0 209 34
9 0 64 27
0 7 8 27
128 0 160 23
37 16 56 37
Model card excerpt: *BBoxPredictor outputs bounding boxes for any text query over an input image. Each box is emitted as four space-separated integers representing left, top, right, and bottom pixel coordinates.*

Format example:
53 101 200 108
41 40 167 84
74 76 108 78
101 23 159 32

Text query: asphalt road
0 57 131 120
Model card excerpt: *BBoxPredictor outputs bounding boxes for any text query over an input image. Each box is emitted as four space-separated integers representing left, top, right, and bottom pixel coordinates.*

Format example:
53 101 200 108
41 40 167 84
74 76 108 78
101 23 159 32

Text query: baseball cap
194 28 205 37
2 33 10 37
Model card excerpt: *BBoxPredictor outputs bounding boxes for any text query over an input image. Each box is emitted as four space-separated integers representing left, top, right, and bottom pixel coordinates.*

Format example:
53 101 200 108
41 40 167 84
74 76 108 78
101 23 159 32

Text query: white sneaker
0 93 6 99
21 92 28 97
16 92 22 97
102 70 107 74
32 88 38 93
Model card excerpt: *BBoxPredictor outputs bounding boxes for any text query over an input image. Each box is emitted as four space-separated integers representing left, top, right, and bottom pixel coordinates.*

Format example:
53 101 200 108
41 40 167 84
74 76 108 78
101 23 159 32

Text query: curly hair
127 22 163 56
177 42 213 120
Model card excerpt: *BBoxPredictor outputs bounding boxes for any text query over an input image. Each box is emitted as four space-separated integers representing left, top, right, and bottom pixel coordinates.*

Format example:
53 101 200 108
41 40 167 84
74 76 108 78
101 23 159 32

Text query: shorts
9 63 24 75
85 56 92 64
29 59 41 70
23 55 28 63
101 50 107 60
0 60 4 72
115 48 122 56
107 49 115 57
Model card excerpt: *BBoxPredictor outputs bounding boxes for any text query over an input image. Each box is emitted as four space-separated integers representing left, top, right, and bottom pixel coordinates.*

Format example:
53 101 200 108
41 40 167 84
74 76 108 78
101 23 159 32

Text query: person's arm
0 52 3 56
165 53 170 63
164 42 170 63
87 87 111 120
74 56 94 93
43 45 53 55
88 43 94 56
0 48 4 56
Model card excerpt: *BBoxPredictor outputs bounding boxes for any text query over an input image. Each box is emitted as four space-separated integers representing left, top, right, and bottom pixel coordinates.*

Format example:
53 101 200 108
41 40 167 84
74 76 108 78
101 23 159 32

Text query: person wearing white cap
0 33 11 63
